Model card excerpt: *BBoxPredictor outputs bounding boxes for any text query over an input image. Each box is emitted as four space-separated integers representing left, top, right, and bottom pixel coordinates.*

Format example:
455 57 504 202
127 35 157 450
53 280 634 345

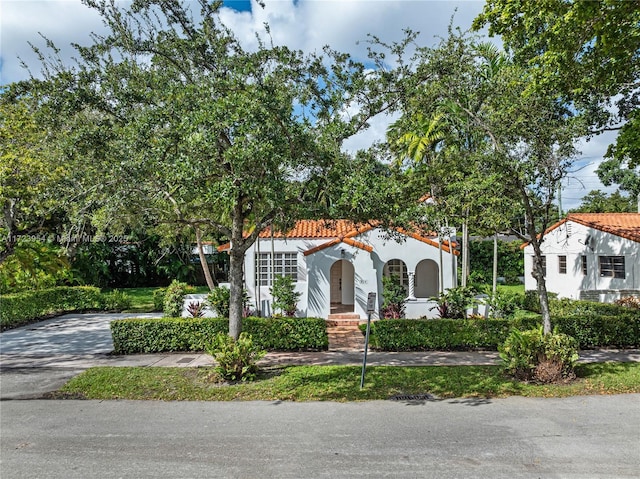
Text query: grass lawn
50 362 640 401
116 286 210 313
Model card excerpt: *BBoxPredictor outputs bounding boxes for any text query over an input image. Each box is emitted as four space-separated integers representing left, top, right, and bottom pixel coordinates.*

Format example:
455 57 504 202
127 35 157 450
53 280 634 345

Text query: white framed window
255 252 298 286
599 256 625 279
558 256 567 274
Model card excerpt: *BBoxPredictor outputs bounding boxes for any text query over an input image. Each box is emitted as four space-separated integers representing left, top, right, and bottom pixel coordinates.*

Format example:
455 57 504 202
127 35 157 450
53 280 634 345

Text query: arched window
383 259 409 291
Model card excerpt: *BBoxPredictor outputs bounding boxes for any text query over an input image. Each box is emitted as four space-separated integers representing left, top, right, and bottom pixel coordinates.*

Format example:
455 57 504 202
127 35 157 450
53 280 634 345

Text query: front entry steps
326 319 365 351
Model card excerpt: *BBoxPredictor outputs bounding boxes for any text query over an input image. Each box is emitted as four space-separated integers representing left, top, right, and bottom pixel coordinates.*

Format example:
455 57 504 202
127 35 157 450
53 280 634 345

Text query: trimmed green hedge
110 316 328 354
1 286 104 330
361 316 640 351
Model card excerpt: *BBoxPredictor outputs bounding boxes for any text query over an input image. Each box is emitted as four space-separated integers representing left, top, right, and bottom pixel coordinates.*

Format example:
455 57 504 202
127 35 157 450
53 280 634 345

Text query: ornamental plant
208 286 231 318
270 275 301 317
163 280 188 317
381 275 406 319
206 332 266 381
499 327 579 383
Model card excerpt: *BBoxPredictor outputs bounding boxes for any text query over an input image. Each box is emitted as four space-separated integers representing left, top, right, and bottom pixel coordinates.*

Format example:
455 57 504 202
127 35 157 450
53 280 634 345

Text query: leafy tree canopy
474 0 640 188
19 0 395 337
569 189 636 214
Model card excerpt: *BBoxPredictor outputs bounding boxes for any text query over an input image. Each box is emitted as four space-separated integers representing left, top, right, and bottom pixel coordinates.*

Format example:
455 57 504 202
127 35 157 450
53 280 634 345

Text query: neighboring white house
218 220 458 319
523 213 640 302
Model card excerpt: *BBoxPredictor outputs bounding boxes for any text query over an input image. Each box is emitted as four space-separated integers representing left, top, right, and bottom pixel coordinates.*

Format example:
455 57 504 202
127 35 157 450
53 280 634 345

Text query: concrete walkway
1 312 639 399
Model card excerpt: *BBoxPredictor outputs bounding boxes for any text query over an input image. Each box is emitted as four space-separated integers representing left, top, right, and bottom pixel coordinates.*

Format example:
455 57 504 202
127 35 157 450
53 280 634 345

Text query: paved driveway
0 313 160 356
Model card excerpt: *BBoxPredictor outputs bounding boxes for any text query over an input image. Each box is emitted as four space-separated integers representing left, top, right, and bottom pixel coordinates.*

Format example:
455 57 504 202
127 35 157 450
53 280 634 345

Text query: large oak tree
26 0 387 338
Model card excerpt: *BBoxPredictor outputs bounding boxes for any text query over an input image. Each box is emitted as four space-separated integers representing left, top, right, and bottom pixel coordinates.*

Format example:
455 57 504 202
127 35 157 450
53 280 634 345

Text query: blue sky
0 0 616 209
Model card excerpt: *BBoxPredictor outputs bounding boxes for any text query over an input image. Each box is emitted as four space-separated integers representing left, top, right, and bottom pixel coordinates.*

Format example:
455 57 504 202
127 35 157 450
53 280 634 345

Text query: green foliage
362 318 516 351
381 275 406 319
27 0 391 339
163 280 188 318
207 286 230 318
549 298 638 319
270 276 301 317
570 189 636 214
152 288 166 312
474 0 640 177
100 289 132 311
523 290 559 313
360 314 640 352
499 327 579 382
431 286 477 319
0 94 68 263
469 239 524 285
70 235 197 289
498 328 543 380
206 332 266 381
0 240 74 293
0 286 103 330
110 317 329 354
484 288 523 319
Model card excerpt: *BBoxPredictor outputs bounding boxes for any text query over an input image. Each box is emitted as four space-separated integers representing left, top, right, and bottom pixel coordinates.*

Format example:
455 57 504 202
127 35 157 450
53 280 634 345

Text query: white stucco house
523 213 640 302
218 220 458 319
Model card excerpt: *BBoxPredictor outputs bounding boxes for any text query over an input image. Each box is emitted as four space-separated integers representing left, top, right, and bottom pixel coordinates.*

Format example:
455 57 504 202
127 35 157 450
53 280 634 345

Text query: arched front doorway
330 260 355 314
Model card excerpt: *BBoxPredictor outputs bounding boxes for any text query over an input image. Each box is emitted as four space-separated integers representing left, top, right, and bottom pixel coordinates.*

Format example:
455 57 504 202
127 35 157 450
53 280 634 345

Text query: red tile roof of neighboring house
523 213 640 247
218 219 458 255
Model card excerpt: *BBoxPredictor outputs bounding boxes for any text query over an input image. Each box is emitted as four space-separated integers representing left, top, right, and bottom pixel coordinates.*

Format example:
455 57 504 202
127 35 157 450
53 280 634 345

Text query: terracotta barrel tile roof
259 220 369 239
566 213 640 243
524 213 640 247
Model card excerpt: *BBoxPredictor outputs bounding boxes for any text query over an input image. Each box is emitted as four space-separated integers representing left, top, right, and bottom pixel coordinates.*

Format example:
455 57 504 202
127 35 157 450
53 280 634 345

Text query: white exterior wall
242 228 457 319
523 221 640 301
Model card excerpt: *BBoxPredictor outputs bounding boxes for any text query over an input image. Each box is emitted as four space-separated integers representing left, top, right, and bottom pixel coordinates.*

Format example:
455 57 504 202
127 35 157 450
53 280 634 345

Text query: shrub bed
110 316 328 354
1 286 104 330
362 315 640 351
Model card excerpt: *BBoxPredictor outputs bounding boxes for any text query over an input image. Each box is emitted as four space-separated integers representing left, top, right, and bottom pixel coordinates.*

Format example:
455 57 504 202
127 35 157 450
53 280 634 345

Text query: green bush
484 288 523 319
152 288 166 311
101 289 132 311
270 276 301 317
207 286 230 318
110 316 329 354
498 328 543 379
0 286 103 330
206 332 266 381
163 280 188 317
360 314 640 352
499 328 579 382
361 318 515 351
549 298 639 318
523 290 558 312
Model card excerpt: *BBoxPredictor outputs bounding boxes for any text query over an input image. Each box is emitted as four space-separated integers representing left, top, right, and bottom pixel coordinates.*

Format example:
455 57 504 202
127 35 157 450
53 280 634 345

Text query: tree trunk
1 200 18 264
492 231 498 295
228 199 247 340
461 217 469 287
228 249 245 340
195 226 216 291
531 252 552 335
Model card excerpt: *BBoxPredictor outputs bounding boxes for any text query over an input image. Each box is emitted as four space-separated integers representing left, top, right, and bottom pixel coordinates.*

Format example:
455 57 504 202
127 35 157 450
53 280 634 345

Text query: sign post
360 292 376 389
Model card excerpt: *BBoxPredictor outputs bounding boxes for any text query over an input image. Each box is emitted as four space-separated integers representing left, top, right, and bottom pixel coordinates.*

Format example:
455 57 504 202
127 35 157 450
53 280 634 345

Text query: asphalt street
1 395 639 478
